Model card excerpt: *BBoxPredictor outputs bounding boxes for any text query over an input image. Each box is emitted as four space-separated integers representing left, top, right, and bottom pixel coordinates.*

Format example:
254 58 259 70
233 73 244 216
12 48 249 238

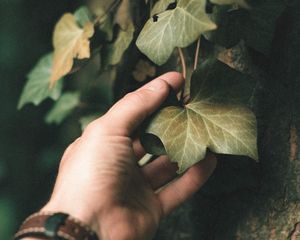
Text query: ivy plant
18 0 284 173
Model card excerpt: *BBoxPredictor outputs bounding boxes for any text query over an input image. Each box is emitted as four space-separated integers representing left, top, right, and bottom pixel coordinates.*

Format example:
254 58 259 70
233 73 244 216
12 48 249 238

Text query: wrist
40 204 130 240
15 211 99 240
41 200 101 236
41 200 128 240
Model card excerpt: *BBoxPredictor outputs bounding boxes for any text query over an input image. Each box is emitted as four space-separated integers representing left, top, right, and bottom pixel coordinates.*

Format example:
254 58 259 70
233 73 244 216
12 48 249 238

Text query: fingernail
145 79 166 91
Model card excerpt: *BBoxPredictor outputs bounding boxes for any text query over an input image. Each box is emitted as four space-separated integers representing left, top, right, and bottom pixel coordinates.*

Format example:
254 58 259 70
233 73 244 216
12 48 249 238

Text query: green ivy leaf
88 0 114 37
150 0 175 15
136 0 217 65
142 60 258 173
45 92 80 124
242 0 285 54
100 0 135 66
205 0 285 54
18 53 63 109
100 14 114 41
74 6 94 27
106 24 135 65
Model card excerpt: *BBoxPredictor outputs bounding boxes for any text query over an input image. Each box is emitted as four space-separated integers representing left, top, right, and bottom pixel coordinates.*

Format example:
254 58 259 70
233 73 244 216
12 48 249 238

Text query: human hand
41 72 217 240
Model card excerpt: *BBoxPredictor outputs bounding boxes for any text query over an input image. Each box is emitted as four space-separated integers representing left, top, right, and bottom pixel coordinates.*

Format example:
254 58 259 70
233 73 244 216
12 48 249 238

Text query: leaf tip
50 72 59 89
252 151 259 162
83 21 95 38
17 101 24 110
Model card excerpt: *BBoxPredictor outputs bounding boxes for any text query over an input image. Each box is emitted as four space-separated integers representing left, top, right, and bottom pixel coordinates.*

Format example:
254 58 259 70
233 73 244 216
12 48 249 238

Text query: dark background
0 1 84 238
2 1 300 239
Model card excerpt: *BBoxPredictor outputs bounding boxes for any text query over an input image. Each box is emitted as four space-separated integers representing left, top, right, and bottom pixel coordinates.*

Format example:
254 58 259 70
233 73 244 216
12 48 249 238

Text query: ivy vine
18 0 285 173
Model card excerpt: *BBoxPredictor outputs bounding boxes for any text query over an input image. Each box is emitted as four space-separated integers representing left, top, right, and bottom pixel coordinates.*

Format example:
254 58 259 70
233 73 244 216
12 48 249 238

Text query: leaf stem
94 0 122 25
149 0 153 18
178 48 187 79
193 37 201 70
178 47 187 103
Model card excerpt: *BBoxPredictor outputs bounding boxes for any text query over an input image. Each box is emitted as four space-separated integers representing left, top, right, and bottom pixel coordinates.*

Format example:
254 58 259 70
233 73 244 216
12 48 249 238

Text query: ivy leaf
74 6 94 27
88 0 116 17
241 0 284 54
132 59 156 82
136 0 217 65
204 0 285 54
142 60 258 173
87 0 114 41
115 0 132 30
151 0 176 15
103 0 135 66
51 13 95 85
18 54 63 109
45 92 80 124
100 14 114 41
105 24 135 65
210 0 249 8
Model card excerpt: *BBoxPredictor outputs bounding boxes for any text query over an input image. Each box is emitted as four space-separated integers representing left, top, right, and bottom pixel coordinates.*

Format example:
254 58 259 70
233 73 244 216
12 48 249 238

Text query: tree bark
154 2 300 240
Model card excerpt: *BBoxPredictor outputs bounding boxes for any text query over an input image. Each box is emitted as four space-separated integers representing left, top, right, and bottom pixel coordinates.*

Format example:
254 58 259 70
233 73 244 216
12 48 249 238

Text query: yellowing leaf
136 0 217 65
51 13 95 85
133 59 156 82
115 0 132 30
88 0 116 17
103 0 135 66
142 60 258 173
106 23 135 65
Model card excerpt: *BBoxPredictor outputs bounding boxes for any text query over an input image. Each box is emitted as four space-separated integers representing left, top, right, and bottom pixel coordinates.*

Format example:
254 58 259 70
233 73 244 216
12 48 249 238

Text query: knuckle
122 91 148 118
59 137 82 167
83 117 110 136
84 120 100 133
154 78 170 90
123 91 146 105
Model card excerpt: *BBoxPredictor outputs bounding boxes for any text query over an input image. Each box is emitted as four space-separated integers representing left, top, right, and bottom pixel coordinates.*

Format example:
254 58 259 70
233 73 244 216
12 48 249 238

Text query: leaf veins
51 13 95 86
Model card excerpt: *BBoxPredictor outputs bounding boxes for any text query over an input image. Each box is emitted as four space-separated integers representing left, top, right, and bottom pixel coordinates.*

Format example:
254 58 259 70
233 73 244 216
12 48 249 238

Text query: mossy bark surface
154 2 300 239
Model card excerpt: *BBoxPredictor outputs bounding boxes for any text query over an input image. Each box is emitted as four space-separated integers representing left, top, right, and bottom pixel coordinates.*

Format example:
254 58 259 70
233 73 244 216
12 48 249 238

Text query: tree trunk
154 2 300 240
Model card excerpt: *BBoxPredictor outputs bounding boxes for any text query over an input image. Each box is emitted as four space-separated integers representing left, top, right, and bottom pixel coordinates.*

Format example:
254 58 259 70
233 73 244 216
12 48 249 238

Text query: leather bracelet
14 212 99 240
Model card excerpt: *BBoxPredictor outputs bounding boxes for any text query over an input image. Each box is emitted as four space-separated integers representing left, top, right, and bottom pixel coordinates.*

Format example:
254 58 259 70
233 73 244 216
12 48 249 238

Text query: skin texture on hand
26 72 217 240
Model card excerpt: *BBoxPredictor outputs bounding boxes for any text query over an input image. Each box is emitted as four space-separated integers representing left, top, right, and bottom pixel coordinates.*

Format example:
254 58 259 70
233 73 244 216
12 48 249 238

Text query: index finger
102 72 184 136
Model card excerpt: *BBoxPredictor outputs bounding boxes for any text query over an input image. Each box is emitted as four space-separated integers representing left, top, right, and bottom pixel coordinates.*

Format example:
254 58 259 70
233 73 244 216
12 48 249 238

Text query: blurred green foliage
0 0 84 238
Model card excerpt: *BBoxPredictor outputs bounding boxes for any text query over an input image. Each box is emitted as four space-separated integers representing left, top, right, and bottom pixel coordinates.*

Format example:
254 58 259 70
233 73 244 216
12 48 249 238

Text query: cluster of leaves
18 0 284 173
19 0 136 126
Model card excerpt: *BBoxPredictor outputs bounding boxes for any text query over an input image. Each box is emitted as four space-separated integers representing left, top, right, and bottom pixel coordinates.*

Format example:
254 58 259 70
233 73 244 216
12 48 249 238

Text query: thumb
102 72 183 136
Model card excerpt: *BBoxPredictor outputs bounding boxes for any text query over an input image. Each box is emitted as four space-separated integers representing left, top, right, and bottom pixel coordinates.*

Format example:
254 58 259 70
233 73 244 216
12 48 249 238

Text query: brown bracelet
14 212 99 240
